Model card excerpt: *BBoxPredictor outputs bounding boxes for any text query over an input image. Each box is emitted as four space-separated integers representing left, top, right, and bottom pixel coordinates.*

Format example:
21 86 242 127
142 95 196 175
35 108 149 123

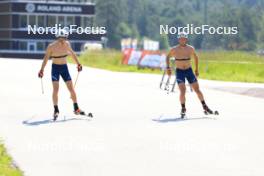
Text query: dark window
0 31 11 38
75 16 80 26
12 15 19 28
37 42 45 51
12 41 19 50
29 15 36 26
81 17 93 28
19 41 27 50
0 3 10 12
58 16 65 26
29 44 35 51
37 16 46 27
0 41 11 49
0 15 11 28
19 15 27 28
66 16 74 27
48 16 56 27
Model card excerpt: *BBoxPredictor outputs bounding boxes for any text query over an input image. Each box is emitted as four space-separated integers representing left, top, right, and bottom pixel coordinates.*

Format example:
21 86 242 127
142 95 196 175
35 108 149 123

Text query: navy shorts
176 67 197 84
51 64 72 82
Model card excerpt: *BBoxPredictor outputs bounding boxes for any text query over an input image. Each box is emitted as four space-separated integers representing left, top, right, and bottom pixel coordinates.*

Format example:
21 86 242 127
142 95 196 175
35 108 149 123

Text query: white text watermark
27 24 106 35
160 24 238 35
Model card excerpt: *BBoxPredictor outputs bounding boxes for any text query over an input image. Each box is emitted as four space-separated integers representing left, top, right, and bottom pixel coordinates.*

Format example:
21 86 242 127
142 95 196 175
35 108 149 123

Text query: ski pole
74 72 80 88
70 72 80 99
159 69 166 89
165 75 171 94
41 78 44 94
171 76 177 92
189 84 193 92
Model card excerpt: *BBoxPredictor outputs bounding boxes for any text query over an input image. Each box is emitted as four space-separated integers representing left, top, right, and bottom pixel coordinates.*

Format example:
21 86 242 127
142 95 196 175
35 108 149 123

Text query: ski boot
181 107 186 119
74 108 85 115
53 111 59 121
203 105 219 115
74 109 93 118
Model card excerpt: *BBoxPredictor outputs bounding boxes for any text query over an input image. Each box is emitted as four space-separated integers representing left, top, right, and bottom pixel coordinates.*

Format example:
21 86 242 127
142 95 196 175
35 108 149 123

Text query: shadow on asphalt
22 116 91 126
152 115 216 123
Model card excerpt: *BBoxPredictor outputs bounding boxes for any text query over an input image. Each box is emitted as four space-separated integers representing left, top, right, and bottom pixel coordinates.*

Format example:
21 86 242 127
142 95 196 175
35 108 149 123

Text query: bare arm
166 49 173 68
191 47 199 76
66 42 80 65
40 46 51 71
165 49 173 75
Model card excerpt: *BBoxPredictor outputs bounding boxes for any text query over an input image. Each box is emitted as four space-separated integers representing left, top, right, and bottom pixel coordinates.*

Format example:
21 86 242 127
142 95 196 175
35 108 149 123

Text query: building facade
0 0 104 58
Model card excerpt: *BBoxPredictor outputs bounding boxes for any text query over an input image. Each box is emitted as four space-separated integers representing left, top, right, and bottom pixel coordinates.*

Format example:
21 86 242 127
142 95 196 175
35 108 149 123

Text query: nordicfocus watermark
160 24 238 35
27 24 106 35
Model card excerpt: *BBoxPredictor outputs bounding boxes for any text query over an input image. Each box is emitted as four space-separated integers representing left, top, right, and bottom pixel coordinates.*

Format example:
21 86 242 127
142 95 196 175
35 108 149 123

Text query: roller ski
203 105 219 115
74 109 93 118
180 107 186 119
53 105 60 121
53 112 59 121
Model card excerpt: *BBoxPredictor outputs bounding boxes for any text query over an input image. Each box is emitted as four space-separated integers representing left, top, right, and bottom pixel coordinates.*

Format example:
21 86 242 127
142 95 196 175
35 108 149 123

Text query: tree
159 34 170 50
96 0 127 48
94 0 263 50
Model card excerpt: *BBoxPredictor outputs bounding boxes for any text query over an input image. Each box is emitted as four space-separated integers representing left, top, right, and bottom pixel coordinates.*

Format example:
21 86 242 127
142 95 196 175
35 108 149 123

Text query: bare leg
65 80 83 114
178 83 186 104
65 80 93 117
191 81 213 113
52 81 59 106
190 82 205 101
52 81 60 120
178 83 187 117
65 80 77 103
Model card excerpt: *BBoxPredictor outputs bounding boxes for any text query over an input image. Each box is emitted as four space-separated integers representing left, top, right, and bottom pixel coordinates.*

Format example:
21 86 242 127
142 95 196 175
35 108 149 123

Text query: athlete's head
55 29 69 40
177 32 188 46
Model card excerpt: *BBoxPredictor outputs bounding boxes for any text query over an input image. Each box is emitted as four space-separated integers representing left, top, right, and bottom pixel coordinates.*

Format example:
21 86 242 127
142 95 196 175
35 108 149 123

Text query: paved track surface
0 58 264 176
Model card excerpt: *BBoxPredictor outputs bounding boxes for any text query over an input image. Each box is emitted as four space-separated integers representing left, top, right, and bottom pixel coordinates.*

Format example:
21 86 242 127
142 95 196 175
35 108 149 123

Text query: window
37 42 45 51
58 16 65 26
66 16 74 27
81 17 93 28
37 16 46 27
29 15 36 26
28 42 36 51
48 16 56 27
19 41 27 50
19 15 27 28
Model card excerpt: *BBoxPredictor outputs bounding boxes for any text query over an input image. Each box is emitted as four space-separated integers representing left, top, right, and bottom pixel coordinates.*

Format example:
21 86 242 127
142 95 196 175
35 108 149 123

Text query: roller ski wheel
87 112 93 118
203 106 219 115
214 110 219 115
74 109 93 118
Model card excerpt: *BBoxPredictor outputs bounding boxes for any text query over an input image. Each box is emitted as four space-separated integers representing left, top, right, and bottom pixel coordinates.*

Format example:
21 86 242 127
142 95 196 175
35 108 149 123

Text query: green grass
0 142 23 176
78 50 161 74
198 51 264 83
77 50 264 83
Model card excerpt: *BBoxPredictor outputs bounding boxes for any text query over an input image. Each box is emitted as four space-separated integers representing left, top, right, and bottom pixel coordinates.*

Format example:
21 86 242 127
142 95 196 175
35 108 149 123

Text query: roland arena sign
12 2 95 15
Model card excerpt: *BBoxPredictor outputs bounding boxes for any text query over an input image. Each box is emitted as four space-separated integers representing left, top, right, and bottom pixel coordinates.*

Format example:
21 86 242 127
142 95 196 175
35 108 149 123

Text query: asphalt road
0 58 264 176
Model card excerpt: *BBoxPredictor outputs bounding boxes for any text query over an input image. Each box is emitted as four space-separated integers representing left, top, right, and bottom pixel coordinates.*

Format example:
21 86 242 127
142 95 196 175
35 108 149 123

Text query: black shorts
51 64 72 82
176 67 197 84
